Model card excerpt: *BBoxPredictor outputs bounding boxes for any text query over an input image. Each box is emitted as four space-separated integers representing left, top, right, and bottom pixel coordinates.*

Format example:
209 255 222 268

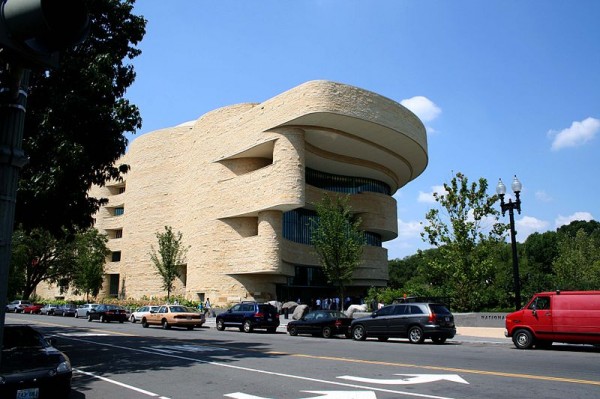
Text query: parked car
0 325 72 398
87 304 128 323
216 301 280 333
39 303 59 315
350 302 456 344
287 310 352 338
130 305 160 323
22 303 44 314
5 300 33 313
75 303 100 318
141 304 205 330
505 290 600 349
54 304 78 317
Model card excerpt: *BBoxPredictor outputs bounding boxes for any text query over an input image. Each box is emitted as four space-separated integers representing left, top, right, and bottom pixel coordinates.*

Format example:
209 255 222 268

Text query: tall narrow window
111 251 121 262
114 207 124 216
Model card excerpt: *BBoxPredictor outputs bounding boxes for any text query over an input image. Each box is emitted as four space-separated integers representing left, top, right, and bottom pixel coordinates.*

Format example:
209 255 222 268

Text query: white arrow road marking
300 390 378 399
225 391 377 399
338 374 469 385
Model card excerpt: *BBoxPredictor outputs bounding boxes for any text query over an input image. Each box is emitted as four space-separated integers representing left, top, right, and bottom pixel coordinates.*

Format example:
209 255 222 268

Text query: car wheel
377 336 389 342
431 336 447 344
216 319 225 331
87 314 93 322
513 329 534 349
408 326 425 344
243 320 253 333
162 320 171 330
100 315 106 323
74 313 78 318
130 315 136 323
352 324 367 341
288 325 298 336
142 319 149 328
322 326 333 339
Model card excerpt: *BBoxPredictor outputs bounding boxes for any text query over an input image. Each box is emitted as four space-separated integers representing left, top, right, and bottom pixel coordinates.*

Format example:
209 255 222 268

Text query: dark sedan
87 304 128 323
287 310 353 338
0 325 72 398
54 304 78 317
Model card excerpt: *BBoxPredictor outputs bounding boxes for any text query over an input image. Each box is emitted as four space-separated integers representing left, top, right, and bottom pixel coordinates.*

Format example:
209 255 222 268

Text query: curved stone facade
37 81 427 306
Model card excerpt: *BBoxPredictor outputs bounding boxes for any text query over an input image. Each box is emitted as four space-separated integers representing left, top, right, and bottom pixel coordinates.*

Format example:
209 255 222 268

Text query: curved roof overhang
270 81 428 193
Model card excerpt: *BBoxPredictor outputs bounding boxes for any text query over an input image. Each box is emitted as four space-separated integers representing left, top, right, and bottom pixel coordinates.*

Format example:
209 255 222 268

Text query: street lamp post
496 176 523 311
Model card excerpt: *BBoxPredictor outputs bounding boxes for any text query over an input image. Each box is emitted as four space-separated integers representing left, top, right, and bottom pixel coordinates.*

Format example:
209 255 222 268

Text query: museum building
38 80 428 307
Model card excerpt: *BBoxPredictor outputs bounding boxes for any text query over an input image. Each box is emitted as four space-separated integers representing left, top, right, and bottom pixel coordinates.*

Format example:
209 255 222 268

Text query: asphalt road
4 313 600 399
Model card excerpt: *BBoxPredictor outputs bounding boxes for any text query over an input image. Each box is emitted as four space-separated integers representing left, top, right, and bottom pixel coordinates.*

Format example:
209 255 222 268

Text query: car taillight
254 312 264 318
428 313 437 323
335 320 342 327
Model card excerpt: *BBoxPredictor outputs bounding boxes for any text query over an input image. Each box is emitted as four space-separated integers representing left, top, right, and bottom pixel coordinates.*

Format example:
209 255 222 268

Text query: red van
505 290 600 349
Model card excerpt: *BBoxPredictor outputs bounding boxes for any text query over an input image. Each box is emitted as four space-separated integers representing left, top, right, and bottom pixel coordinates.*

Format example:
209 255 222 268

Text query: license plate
267 318 272 322
17 388 39 399
445 317 450 322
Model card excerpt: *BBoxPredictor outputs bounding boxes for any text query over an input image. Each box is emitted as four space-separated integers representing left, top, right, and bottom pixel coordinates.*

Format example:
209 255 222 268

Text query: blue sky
126 1 599 259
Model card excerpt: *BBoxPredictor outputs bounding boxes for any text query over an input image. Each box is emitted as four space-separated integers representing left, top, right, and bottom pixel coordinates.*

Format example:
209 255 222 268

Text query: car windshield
3 327 48 350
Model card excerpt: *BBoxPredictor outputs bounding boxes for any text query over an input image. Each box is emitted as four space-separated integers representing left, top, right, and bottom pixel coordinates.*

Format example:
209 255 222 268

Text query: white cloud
400 96 441 122
535 190 552 202
555 212 594 228
417 185 447 204
515 216 550 242
549 117 600 151
397 219 424 239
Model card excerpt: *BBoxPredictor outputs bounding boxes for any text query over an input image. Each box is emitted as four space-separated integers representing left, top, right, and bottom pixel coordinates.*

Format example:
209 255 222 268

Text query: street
5 313 600 399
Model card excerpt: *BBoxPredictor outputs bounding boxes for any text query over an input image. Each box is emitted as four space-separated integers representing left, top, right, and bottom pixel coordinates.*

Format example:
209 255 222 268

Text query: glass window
393 305 407 315
305 168 391 195
376 305 394 316
111 251 121 262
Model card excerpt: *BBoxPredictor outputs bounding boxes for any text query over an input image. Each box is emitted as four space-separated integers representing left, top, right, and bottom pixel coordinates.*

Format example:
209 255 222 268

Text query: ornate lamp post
496 176 523 310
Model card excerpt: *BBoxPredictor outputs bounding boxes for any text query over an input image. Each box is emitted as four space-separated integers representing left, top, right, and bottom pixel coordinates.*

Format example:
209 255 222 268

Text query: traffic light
0 0 89 68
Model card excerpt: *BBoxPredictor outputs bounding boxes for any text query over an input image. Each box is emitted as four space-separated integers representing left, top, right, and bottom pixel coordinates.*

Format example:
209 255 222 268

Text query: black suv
350 302 455 344
216 301 280 333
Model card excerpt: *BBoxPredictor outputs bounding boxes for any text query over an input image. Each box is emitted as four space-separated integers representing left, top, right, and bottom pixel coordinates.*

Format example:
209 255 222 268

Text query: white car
130 305 160 323
75 303 100 318
6 300 32 313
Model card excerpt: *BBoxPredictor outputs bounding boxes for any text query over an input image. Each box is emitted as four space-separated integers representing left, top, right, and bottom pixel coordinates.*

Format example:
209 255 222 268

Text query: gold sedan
141 305 205 330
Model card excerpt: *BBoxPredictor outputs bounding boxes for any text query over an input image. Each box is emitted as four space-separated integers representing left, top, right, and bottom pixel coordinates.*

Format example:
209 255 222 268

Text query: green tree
552 229 600 290
421 172 507 311
149 226 188 301
311 194 365 305
16 0 146 236
72 229 110 300
10 228 77 299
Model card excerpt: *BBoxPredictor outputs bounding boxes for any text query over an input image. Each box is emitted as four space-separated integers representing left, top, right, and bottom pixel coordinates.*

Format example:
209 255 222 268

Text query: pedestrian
204 298 211 316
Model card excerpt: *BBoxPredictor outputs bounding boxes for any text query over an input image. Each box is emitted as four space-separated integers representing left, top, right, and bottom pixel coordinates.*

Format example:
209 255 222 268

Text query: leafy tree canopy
311 194 365 302
149 226 188 300
16 0 146 236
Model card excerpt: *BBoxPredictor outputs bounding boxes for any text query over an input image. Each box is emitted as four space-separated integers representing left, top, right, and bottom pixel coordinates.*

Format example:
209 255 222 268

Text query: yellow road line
265 351 600 386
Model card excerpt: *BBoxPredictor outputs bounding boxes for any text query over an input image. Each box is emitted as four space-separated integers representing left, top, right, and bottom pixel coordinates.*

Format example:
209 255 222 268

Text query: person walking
204 298 211 317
